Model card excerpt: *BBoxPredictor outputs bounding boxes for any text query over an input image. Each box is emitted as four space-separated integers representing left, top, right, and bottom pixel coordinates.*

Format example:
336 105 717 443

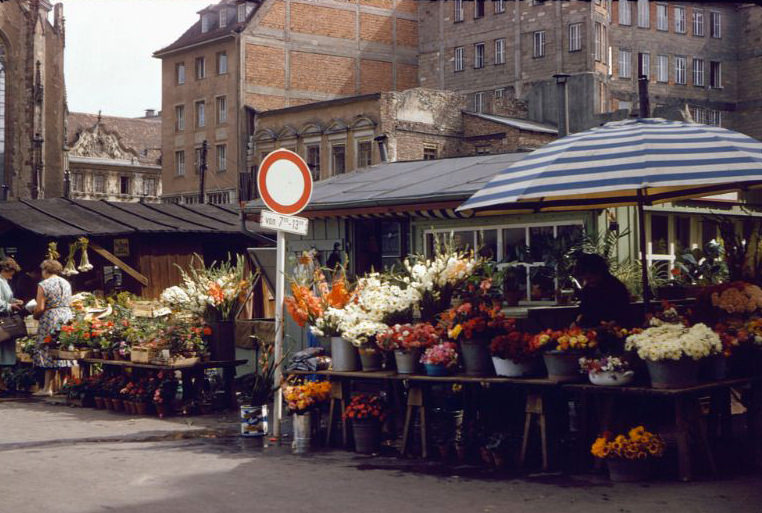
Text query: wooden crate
130 347 157 363
131 301 171 318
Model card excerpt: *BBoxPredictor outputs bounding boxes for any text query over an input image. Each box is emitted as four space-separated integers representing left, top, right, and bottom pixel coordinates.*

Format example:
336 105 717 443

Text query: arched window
0 41 6 183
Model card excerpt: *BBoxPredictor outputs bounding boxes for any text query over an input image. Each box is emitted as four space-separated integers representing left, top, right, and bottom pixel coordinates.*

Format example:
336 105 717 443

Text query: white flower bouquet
624 323 722 362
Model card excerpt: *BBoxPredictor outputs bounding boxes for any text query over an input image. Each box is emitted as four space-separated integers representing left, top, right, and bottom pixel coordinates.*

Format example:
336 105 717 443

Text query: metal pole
272 229 286 438
199 140 208 204
637 190 651 314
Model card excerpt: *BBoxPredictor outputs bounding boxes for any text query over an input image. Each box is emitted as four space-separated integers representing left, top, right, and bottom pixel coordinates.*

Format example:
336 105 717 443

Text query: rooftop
462 111 559 135
67 112 162 166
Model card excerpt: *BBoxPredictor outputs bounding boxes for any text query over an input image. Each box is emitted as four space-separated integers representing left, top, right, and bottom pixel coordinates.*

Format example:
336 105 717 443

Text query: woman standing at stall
33 259 73 395
0 257 24 369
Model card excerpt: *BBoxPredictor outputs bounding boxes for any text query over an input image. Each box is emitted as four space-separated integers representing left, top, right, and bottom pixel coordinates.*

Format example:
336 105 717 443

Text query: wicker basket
56 349 92 360
24 316 39 336
130 347 157 363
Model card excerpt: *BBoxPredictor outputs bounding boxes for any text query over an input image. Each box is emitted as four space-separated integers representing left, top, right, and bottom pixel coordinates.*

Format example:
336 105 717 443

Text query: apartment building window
216 96 227 124
494 39 505 65
217 52 228 74
693 10 704 36
533 31 546 58
569 23 582 52
216 144 227 171
495 0 505 14
472 92 485 113
143 177 157 197
175 151 185 176
94 175 105 194
594 22 603 61
474 43 485 68
710 61 722 88
639 52 650 78
619 0 631 25
306 144 320 181
656 4 667 31
692 58 705 87
175 105 185 131
710 11 721 38
454 46 464 72
690 106 721 127
675 56 687 85
357 140 372 168
674 6 686 33
71 172 83 192
495 88 504 99
201 13 212 33
657 55 668 82
423 145 438 160
454 0 463 22
120 176 131 195
474 0 485 19
195 57 206 79
238 3 246 22
219 9 227 28
637 0 649 28
195 100 206 128
618 49 632 78
331 144 346 175
176 63 186 85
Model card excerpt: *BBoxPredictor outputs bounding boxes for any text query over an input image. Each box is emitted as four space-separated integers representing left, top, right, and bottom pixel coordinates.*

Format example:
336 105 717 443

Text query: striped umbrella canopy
459 118 762 213
458 118 762 307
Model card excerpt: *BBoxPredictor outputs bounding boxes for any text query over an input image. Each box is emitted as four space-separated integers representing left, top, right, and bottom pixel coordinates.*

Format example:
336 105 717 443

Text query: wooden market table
564 377 762 481
81 358 248 409
286 370 562 468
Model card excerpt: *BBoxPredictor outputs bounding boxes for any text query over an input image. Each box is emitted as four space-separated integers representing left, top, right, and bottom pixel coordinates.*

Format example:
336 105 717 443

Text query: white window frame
495 88 504 99
637 0 650 28
304 139 321 181
355 138 373 169
472 92 485 113
329 140 346 176
216 144 227 172
219 9 227 28
201 13 211 33
238 3 246 22
474 0 485 19
656 4 668 31
533 31 546 58
710 61 722 89
143 177 157 197
569 23 582 52
454 46 464 72
195 57 206 80
216 96 227 124
217 52 228 75
494 39 506 65
674 6 686 33
693 9 704 36
639 52 650 78
93 174 106 194
474 43 485 69
618 48 632 78
644 214 704 275
675 56 687 85
175 105 185 131
594 22 602 61
175 150 185 176
454 0 464 22
619 0 631 25
495 0 505 14
72 172 83 192
710 11 721 38
657 54 668 82
692 58 704 87
176 63 185 85
195 100 206 128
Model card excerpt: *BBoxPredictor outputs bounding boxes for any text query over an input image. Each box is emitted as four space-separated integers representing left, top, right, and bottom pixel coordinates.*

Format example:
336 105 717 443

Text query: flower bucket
394 349 421 375
606 458 652 482
700 354 728 381
111 399 124 412
424 363 450 376
240 405 268 437
646 358 700 389
461 340 493 377
292 413 312 454
359 348 383 372
208 320 235 361
543 351 585 383
135 402 148 415
492 356 542 378
93 396 105 409
331 337 359 372
589 370 635 387
352 418 381 454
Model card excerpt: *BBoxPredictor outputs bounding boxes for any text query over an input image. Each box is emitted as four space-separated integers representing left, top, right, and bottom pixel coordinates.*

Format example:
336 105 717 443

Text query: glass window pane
702 220 718 245
557 224 584 252
675 217 691 252
503 265 528 303
650 215 669 254
530 265 555 301
502 228 526 262
477 229 497 260
529 226 554 261
451 231 475 253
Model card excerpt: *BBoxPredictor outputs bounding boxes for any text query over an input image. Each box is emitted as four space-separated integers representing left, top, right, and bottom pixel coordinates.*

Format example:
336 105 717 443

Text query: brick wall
245 44 286 89
290 52 356 95
360 60 393 94
290 2 356 40
360 13 393 45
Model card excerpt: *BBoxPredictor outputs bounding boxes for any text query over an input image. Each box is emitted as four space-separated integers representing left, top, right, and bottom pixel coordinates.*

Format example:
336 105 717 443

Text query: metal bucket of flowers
591 426 666 482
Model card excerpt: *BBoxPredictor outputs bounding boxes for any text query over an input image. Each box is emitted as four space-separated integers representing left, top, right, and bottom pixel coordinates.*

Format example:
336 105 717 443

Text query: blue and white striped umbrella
459 118 762 213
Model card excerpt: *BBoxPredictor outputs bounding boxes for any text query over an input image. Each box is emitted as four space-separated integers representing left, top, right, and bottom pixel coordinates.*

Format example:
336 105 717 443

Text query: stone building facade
155 0 418 204
250 88 556 181
0 0 67 200
417 0 762 139
66 112 162 202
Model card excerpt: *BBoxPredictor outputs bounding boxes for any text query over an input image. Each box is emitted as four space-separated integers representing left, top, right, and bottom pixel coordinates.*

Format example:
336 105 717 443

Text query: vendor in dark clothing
573 253 631 328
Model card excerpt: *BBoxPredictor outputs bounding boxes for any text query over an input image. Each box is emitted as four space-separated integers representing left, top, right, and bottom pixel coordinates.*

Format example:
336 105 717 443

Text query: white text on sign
260 210 309 236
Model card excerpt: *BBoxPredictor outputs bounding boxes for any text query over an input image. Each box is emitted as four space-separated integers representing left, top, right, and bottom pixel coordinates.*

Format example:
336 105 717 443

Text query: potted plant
489 327 543 377
283 379 332 454
377 322 440 374
591 426 666 482
579 356 634 386
533 327 598 382
420 342 458 376
152 371 178 418
625 323 722 388
343 393 387 454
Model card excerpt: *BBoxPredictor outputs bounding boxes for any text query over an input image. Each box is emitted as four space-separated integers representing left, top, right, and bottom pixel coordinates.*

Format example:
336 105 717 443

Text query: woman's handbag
0 314 28 343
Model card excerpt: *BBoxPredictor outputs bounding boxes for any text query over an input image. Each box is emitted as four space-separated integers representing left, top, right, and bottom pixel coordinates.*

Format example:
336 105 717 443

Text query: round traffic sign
257 148 313 215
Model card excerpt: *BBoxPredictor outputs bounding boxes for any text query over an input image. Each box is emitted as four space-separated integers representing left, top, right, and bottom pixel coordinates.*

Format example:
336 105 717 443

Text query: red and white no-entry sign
257 148 313 215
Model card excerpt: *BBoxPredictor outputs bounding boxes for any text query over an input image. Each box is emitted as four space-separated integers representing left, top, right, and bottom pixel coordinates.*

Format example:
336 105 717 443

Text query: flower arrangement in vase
533 327 598 382
489 323 542 377
591 426 666 482
420 342 458 376
377 322 441 374
343 393 387 454
579 356 634 386
282 380 332 414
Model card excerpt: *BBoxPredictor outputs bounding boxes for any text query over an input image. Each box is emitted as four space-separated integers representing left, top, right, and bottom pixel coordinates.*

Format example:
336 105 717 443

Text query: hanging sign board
257 148 313 216
260 210 309 236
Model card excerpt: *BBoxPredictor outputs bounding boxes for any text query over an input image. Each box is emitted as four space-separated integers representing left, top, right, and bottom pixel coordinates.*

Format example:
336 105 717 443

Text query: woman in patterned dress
33 259 73 395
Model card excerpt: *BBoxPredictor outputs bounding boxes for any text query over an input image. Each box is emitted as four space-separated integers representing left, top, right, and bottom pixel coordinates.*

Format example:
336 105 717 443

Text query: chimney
374 134 388 162
145 109 156 118
553 73 570 137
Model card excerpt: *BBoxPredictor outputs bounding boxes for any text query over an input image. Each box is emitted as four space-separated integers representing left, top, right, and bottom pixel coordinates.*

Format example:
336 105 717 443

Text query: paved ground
1 399 761 513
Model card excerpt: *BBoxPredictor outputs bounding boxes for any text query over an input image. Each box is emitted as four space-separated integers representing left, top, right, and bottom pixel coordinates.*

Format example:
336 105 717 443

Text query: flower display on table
420 342 458 368
376 322 441 353
440 301 510 342
745 318 762 346
624 323 722 361
710 282 762 315
283 380 332 414
591 426 666 460
286 270 353 333
489 329 540 363
342 393 387 422
646 300 688 327
579 356 630 374
58 318 115 352
532 327 598 352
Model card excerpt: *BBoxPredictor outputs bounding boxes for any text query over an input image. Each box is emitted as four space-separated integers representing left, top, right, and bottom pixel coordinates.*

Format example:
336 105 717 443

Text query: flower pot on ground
591 426 665 483
358 347 383 371
420 342 458 376
607 458 653 483
352 419 381 454
580 356 634 386
344 394 387 454
111 398 124 412
283 379 331 453
135 402 148 415
240 405 269 437
292 413 312 454
93 396 105 409
460 339 493 377
331 337 359 372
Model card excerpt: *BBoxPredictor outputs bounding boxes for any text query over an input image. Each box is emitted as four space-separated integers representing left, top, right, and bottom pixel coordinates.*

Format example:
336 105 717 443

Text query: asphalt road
1 400 761 513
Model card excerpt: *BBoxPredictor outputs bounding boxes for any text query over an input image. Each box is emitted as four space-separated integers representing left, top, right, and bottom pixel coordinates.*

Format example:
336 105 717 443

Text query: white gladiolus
625 323 722 362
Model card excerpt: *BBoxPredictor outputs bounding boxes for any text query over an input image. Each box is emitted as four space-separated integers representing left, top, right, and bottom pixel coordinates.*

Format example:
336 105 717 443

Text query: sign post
256 148 313 440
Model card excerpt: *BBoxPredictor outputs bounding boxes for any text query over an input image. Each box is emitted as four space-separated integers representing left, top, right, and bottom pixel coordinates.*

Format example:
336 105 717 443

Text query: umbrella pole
637 191 651 314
